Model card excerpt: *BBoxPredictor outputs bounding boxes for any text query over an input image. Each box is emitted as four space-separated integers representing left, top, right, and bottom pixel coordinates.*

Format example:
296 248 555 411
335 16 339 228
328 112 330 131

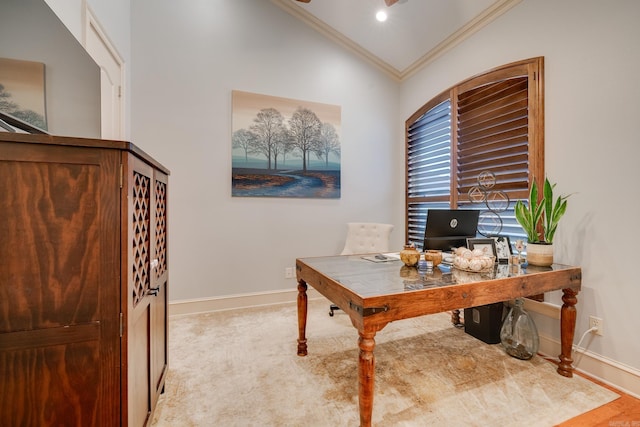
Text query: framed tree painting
231 90 341 198
0 57 47 130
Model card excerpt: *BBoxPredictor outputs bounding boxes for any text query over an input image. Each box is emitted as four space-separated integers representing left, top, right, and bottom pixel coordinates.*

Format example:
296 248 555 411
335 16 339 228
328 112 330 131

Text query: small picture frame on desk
466 238 497 259
492 236 512 263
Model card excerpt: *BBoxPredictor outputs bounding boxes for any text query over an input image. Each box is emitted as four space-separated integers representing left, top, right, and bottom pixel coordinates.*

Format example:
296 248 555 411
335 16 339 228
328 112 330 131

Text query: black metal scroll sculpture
468 170 510 237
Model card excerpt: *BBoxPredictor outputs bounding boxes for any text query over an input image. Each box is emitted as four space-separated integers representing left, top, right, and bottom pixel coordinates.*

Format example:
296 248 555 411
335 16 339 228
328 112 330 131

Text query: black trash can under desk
464 302 506 344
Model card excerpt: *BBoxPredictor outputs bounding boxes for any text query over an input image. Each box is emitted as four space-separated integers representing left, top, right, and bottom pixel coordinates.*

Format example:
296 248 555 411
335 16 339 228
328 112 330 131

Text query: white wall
401 0 640 373
43 0 83 40
130 0 405 300
44 0 132 138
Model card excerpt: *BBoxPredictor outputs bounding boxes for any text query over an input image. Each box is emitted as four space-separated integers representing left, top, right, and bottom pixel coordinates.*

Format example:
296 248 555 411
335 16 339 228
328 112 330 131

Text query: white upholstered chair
329 222 394 316
340 222 394 255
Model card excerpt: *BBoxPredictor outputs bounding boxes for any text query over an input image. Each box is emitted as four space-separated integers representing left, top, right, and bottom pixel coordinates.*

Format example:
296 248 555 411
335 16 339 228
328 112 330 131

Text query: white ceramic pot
527 242 553 267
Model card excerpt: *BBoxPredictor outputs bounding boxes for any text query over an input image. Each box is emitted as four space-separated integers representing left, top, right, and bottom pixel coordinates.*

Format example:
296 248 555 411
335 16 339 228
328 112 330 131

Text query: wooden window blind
406 94 452 246
405 58 544 249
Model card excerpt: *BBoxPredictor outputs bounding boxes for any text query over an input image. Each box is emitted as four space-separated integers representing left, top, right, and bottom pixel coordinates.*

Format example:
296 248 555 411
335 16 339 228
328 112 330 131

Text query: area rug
151 298 618 426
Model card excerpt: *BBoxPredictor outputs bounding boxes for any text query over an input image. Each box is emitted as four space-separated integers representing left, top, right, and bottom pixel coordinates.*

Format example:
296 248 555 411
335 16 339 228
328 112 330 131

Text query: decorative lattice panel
155 180 167 279
132 171 150 307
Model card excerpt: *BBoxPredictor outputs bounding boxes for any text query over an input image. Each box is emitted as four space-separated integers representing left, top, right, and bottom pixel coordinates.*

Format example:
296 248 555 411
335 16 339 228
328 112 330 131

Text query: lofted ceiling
271 0 521 81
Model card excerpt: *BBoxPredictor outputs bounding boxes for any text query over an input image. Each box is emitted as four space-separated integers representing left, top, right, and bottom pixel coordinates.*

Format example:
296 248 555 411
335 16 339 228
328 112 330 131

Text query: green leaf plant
514 178 571 244
514 180 544 243
542 178 570 243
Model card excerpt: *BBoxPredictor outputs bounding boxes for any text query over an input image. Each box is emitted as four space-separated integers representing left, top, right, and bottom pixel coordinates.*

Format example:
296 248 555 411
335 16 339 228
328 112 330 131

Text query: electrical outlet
285 267 294 279
589 316 603 336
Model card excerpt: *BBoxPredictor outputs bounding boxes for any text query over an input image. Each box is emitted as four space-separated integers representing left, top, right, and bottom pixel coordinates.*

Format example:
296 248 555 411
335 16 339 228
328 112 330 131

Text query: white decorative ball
472 248 484 257
469 259 482 271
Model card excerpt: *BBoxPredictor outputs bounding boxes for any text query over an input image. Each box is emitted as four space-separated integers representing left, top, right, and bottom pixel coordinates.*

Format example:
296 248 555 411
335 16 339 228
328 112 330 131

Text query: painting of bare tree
232 90 341 198
0 58 47 130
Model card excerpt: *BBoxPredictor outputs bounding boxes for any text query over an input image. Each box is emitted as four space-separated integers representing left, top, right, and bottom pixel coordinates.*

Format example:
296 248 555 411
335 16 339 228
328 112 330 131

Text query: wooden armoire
0 132 170 426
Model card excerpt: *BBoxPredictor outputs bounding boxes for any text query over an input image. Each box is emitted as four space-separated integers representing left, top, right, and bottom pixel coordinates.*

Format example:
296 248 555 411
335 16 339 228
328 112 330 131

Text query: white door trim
83 5 125 140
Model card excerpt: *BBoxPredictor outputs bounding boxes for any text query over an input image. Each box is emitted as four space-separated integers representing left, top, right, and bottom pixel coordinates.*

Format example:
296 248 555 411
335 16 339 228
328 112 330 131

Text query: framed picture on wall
492 236 512 263
231 90 341 199
466 238 497 258
0 57 47 130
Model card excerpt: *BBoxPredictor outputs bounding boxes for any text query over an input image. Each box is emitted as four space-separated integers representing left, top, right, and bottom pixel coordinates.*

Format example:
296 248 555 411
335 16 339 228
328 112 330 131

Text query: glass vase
500 298 539 360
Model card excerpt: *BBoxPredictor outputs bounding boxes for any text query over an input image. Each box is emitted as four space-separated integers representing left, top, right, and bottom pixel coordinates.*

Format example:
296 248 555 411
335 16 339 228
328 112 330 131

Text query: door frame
83 6 125 140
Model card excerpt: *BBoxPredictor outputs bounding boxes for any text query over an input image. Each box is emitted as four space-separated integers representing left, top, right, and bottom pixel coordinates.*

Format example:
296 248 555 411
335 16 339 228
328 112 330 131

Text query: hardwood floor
557 370 640 426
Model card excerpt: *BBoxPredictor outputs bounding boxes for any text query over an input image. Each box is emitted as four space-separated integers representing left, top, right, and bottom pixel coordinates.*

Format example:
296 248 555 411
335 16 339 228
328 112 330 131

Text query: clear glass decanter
500 298 539 360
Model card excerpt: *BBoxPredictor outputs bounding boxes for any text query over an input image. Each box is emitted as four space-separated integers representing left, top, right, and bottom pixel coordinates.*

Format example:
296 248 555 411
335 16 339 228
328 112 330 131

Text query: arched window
405 57 544 249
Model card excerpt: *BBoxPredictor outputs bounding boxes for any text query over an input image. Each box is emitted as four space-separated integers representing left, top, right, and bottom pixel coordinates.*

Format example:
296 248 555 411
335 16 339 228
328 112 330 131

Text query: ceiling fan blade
295 0 311 3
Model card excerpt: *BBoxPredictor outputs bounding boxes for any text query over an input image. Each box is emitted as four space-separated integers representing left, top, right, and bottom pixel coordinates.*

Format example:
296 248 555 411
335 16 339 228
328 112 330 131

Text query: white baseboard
170 289 640 399
538 334 640 399
168 287 323 316
524 298 640 398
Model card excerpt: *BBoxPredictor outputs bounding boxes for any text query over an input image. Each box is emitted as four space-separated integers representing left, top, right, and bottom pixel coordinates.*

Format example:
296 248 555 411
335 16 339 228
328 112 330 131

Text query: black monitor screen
422 209 479 251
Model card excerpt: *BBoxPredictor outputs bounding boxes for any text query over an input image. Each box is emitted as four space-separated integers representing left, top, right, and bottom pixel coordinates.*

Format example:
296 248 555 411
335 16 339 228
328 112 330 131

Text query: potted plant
514 178 570 266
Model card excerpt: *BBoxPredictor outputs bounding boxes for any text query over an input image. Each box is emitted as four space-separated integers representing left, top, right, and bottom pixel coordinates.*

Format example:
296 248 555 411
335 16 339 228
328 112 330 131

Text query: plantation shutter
457 76 530 202
405 58 544 247
406 98 452 247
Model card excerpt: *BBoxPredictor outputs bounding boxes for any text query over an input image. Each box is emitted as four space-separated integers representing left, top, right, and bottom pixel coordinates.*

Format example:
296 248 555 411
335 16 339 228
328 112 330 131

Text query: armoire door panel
129 305 151 427
0 340 102 426
151 278 167 397
0 139 121 426
123 153 156 427
131 167 152 308
154 174 168 280
151 170 168 403
0 157 104 331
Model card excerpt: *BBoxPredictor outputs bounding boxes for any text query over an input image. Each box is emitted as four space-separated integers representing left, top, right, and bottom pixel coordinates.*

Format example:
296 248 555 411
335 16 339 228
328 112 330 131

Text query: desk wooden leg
558 287 578 377
297 280 308 356
450 309 463 328
358 330 376 427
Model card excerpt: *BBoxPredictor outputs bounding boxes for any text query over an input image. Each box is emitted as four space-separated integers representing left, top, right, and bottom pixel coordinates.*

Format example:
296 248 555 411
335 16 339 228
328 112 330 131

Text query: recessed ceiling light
376 10 388 22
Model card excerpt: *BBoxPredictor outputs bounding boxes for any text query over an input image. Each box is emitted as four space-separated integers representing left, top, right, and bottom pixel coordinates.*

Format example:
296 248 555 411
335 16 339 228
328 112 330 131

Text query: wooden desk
295 255 581 427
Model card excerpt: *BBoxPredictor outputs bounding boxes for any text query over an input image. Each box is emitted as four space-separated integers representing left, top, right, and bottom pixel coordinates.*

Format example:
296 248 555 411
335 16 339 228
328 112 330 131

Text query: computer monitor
423 209 480 251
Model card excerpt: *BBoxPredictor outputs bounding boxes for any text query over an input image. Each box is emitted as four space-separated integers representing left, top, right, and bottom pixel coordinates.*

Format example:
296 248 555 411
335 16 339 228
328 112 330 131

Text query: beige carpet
151 298 618 426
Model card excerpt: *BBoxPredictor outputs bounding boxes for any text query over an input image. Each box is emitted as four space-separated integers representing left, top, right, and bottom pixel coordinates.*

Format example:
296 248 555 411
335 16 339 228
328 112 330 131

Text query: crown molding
271 0 402 81
272 0 522 82
400 0 522 80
